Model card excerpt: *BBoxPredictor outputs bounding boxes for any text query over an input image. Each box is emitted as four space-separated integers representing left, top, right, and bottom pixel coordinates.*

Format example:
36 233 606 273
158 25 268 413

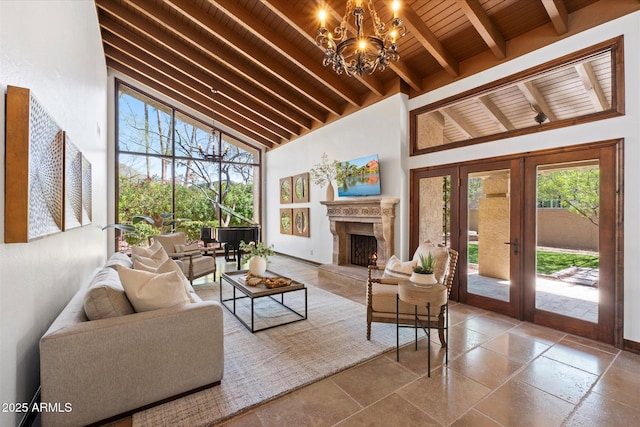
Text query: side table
396 281 449 377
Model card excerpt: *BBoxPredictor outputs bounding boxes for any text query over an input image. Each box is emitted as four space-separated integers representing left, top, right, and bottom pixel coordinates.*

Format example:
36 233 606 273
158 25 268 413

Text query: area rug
132 283 410 426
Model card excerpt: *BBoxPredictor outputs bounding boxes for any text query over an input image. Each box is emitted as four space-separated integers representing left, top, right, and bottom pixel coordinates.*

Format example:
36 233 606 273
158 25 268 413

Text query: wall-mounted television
337 154 381 197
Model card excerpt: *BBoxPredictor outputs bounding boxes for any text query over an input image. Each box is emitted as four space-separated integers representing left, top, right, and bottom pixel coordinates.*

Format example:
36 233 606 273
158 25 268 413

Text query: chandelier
198 89 229 161
316 0 406 77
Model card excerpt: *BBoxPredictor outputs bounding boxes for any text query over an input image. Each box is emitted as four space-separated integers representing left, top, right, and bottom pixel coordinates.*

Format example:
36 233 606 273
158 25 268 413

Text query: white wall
266 94 410 264
407 12 640 343
0 1 107 425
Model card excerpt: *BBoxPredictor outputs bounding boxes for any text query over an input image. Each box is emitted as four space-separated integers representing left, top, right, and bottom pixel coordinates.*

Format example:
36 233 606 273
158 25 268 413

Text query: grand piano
200 203 260 270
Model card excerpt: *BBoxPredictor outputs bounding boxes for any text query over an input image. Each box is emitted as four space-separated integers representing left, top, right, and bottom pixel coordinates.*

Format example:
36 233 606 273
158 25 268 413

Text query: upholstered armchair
366 243 459 345
149 232 216 284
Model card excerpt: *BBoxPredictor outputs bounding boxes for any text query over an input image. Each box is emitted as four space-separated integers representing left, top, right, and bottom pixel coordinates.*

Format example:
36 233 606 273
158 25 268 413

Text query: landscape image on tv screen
337 154 381 197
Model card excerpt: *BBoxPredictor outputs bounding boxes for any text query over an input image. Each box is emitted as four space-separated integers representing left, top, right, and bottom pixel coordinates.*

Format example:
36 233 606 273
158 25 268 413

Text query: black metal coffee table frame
220 270 307 333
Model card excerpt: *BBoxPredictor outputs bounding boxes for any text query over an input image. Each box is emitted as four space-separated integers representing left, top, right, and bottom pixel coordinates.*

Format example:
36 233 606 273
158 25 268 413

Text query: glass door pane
467 170 511 303
417 175 451 246
534 161 600 323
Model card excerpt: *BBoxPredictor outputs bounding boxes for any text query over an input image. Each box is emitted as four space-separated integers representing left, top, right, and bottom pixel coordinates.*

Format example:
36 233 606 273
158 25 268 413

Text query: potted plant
239 240 275 276
410 253 438 286
309 152 339 201
102 215 156 250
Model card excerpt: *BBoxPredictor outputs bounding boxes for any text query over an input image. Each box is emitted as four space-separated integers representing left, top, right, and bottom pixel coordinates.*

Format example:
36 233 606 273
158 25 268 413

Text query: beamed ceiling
95 0 638 150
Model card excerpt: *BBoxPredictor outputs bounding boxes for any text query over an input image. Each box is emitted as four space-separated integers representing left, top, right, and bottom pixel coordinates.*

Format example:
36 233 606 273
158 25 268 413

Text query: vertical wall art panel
64 133 83 230
292 173 310 203
5 86 64 242
280 177 292 204
82 156 92 225
292 208 310 237
280 208 293 234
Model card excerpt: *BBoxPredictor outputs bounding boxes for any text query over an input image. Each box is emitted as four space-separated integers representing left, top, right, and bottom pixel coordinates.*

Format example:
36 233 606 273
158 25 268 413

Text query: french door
411 141 622 344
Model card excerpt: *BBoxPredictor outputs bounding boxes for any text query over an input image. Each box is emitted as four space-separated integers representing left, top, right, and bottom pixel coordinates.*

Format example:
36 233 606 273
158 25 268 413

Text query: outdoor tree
537 168 599 226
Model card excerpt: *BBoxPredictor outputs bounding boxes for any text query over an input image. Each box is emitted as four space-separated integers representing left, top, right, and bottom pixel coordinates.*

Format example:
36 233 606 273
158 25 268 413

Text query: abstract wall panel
292 173 309 203
64 134 83 231
82 155 92 225
5 86 64 242
293 208 310 237
280 208 292 235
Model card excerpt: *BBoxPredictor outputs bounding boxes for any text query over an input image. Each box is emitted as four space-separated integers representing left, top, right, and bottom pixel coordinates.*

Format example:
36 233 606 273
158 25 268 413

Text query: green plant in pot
102 215 156 248
410 253 438 286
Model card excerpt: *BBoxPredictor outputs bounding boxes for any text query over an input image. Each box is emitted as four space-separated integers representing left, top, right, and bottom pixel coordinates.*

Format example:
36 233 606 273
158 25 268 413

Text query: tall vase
248 256 267 276
326 182 335 201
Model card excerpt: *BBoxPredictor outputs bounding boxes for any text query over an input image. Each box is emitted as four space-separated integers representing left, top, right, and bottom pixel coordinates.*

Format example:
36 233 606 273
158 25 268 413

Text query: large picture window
115 81 261 250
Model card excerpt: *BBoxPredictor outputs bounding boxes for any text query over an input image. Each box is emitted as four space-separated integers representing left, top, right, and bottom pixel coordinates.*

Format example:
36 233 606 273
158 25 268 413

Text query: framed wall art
292 172 309 203
5 85 64 242
293 208 310 237
82 155 92 225
280 177 292 204
64 133 83 231
280 208 292 235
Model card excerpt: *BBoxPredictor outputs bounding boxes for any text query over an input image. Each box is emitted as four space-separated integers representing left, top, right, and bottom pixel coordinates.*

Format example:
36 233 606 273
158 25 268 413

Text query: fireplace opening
350 235 377 267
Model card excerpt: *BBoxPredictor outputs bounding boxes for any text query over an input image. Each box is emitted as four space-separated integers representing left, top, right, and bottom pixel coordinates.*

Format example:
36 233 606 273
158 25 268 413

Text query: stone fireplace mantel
320 198 400 266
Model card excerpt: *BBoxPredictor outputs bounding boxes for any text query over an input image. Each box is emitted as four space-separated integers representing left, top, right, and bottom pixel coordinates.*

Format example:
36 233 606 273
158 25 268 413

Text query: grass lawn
467 242 599 274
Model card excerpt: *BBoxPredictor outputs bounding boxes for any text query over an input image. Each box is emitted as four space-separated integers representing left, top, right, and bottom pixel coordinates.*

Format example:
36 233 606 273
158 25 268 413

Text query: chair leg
366 320 371 340
438 314 446 347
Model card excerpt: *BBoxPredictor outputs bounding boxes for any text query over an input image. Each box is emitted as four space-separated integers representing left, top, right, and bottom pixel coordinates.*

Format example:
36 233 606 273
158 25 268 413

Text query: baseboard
18 386 40 427
623 338 640 354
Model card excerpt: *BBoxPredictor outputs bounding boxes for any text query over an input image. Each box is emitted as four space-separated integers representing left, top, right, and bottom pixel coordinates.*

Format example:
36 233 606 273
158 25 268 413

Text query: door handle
504 238 519 255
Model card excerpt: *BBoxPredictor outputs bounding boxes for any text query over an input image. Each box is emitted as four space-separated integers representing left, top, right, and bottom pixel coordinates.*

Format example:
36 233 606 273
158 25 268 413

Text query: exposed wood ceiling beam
100 20 304 138
441 107 477 139
104 46 284 146
517 81 557 121
458 0 506 59
259 0 390 96
541 0 569 34
403 4 459 77
95 0 328 126
113 0 343 118
477 96 515 131
575 62 609 111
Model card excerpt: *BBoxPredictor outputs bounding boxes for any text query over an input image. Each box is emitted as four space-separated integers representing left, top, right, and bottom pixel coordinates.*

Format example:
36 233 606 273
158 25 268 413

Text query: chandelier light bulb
392 0 400 19
319 9 326 28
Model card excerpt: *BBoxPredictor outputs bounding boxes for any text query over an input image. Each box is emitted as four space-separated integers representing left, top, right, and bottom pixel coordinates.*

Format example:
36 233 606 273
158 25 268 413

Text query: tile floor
107 255 640 427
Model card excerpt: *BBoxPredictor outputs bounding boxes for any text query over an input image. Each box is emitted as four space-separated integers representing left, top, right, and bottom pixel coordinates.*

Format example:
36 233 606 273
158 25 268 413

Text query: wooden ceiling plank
199 0 364 106
260 0 389 96
100 17 303 136
105 47 283 145
477 95 515 131
516 81 557 121
541 0 569 35
457 0 506 59
574 62 608 111
103 40 291 141
159 0 349 114
403 4 459 77
97 0 336 120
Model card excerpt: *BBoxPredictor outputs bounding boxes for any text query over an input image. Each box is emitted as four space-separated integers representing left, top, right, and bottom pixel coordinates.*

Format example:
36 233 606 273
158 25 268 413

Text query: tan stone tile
475 380 574 426
509 322 566 345
396 368 491 425
612 349 640 373
335 393 440 427
592 365 640 409
462 315 518 337
447 347 523 389
447 324 493 355
481 332 550 364
561 334 618 355
515 356 598 404
388 336 458 376
331 355 418 406
450 409 504 427
253 378 360 427
564 391 640 427
221 410 263 427
543 340 616 375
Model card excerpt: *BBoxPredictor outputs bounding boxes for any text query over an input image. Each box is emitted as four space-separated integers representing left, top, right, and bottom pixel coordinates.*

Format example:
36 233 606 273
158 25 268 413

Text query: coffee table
220 269 307 333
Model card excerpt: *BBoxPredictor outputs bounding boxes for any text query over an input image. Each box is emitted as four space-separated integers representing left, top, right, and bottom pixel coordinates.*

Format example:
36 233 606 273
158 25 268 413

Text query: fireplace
350 234 377 267
320 198 399 266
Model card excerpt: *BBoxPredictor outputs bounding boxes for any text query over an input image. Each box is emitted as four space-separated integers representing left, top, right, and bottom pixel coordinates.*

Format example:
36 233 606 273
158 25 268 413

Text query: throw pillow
117 267 191 312
174 243 203 259
103 252 133 270
131 240 169 261
132 254 164 271
382 255 417 279
412 241 450 284
156 258 198 303
83 268 135 320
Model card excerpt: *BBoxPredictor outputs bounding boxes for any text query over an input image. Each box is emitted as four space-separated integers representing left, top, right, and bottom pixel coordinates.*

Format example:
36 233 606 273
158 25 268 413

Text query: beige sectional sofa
39 252 224 427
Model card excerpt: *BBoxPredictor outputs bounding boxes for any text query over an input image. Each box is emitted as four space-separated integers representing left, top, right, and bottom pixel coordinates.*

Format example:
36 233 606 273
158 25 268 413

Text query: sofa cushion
83 268 135 320
103 252 133 270
117 267 191 312
132 254 164 270
382 255 416 279
412 241 450 284
156 258 199 303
